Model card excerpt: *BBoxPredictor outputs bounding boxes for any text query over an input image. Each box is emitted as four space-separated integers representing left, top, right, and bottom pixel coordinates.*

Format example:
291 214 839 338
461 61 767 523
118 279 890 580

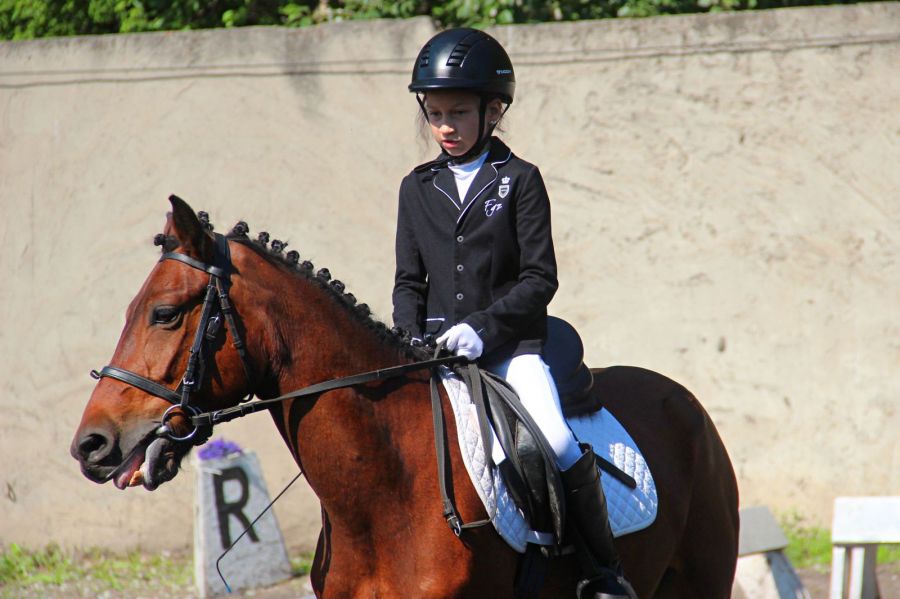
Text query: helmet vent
418 43 431 68
446 42 472 67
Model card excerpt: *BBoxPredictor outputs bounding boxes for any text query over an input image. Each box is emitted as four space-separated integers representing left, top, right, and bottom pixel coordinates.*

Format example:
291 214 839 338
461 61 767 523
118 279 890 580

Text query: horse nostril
75 432 112 462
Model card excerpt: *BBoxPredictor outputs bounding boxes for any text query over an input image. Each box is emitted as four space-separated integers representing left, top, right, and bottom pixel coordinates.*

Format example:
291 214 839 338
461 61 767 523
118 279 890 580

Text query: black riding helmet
410 28 516 166
410 28 515 102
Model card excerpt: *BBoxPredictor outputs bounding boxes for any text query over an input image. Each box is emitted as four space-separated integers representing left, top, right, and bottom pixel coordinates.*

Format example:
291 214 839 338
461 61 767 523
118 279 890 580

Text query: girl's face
423 90 502 158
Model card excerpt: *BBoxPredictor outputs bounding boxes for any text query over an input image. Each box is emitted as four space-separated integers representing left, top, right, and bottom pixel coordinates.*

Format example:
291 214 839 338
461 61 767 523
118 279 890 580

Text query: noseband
91 233 254 443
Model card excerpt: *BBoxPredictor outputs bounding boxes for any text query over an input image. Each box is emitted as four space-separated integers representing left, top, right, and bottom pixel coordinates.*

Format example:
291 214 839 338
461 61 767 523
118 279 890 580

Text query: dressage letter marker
212 467 260 548
194 450 292 597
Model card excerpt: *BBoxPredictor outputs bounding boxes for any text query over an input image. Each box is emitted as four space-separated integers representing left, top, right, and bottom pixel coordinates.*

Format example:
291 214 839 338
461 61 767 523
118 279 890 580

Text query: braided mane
154 212 430 362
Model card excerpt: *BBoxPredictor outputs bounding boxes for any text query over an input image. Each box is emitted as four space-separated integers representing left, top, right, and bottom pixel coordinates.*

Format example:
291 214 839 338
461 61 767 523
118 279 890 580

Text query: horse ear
166 194 214 261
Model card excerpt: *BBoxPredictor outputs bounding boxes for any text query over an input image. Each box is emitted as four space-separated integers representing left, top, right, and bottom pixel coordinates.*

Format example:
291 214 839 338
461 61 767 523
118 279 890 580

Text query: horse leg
311 485 523 597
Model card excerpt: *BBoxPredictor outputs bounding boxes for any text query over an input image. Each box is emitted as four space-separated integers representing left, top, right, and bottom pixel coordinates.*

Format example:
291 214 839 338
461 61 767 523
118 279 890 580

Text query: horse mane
153 212 430 362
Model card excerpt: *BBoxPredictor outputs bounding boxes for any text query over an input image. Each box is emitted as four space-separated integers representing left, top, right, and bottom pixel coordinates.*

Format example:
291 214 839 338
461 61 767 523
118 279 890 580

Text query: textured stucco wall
1 4 898 551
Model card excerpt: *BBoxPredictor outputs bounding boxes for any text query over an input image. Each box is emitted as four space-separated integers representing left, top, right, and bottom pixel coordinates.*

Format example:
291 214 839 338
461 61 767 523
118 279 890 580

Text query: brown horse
71 197 739 598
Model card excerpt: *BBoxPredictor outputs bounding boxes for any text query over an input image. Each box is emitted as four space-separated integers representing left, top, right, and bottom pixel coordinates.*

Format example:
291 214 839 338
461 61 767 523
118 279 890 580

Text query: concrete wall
1 4 898 551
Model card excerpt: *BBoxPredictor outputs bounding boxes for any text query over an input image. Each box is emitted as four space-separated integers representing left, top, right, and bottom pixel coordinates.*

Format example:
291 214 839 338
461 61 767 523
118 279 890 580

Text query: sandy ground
801 565 900 599
4 564 899 598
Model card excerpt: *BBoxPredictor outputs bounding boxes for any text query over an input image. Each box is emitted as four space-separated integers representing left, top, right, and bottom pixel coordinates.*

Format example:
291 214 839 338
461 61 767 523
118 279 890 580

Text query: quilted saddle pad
440 368 658 553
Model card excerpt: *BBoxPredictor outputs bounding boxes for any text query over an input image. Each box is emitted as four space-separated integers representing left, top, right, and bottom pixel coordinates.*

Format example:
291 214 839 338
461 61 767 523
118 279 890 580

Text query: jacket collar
426 138 513 225
460 139 512 206
416 137 513 182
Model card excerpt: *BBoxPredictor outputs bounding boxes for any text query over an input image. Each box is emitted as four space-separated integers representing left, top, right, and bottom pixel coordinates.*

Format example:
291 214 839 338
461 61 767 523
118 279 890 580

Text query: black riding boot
562 445 638 599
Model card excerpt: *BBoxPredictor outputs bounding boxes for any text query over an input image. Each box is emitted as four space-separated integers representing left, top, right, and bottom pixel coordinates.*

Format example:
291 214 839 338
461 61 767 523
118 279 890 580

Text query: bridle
91 233 255 443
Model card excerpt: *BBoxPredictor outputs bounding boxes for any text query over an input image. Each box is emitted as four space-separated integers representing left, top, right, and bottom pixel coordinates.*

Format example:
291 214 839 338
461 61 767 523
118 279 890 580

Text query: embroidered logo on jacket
484 199 503 217
498 176 511 199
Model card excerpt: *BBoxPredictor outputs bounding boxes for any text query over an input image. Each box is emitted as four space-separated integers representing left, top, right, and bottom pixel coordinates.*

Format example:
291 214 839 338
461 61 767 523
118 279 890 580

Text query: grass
7 527 895 594
781 513 900 572
0 543 315 598
0 544 81 587
781 515 832 570
0 543 191 598
291 553 314 577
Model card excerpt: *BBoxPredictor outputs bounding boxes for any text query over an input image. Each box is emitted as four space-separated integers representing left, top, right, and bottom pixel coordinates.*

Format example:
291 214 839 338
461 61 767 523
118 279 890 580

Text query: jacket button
456 264 464 272
456 235 464 243
456 293 464 300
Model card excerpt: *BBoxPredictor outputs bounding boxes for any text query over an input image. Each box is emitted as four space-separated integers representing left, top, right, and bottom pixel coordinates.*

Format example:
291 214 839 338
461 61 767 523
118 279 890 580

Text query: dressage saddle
542 316 599 418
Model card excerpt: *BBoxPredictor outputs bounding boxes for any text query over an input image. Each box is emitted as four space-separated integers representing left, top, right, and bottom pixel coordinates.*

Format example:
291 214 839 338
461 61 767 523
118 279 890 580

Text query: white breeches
486 353 582 470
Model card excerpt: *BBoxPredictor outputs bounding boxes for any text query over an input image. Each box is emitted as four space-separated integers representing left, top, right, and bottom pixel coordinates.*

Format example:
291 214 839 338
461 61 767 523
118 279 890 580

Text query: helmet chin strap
415 93 510 169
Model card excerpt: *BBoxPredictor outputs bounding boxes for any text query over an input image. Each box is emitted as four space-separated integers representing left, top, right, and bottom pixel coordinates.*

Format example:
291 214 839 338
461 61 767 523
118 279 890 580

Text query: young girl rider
392 28 636 599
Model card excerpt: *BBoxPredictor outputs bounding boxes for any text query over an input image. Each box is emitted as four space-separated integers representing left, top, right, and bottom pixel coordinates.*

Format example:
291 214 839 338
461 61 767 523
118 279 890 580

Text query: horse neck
231 246 405 388
232 246 432 527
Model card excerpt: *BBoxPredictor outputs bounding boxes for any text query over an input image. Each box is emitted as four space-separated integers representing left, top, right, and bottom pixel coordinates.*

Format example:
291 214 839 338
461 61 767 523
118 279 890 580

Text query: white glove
436 323 484 360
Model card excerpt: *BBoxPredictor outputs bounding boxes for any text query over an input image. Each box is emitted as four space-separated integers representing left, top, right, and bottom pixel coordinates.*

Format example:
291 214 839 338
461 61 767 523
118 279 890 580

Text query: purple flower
198 437 243 461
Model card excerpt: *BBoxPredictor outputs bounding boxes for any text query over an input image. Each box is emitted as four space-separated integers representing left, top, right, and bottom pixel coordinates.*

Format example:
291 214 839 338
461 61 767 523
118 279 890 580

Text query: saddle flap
475 369 566 544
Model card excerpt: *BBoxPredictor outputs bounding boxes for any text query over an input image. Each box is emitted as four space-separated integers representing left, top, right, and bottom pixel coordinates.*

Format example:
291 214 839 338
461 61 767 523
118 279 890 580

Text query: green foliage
0 0 875 41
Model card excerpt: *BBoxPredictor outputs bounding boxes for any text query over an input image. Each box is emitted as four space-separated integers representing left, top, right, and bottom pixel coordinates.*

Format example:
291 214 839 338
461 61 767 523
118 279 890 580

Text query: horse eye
152 306 181 326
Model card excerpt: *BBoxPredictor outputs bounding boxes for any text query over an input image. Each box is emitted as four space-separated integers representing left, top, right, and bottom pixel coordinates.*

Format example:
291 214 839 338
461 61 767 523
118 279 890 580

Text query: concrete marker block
193 449 292 597
733 506 810 599
733 551 811 599
739 505 789 556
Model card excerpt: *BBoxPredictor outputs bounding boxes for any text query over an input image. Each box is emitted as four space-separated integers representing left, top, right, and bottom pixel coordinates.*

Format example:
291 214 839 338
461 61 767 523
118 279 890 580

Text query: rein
189 353 465 428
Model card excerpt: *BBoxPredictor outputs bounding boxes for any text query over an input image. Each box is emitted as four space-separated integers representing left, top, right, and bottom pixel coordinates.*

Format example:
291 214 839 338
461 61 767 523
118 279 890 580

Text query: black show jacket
392 138 558 362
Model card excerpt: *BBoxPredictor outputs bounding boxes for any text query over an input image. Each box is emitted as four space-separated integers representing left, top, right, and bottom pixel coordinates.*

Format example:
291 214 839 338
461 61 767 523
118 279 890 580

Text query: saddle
430 322 651 598
543 316 600 418
435 317 609 548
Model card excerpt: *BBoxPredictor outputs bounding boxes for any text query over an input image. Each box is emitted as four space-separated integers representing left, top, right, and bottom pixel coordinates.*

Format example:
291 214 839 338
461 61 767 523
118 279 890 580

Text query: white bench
830 496 900 599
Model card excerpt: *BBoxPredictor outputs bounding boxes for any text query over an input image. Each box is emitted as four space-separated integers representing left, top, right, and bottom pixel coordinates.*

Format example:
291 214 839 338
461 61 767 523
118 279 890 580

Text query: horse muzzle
70 421 188 491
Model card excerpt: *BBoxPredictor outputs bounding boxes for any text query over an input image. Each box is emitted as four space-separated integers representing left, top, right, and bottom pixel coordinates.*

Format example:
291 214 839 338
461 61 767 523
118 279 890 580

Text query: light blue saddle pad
441 368 658 553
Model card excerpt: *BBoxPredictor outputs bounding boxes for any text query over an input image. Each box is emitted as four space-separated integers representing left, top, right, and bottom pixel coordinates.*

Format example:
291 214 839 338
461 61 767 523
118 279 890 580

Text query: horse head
70 195 257 490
